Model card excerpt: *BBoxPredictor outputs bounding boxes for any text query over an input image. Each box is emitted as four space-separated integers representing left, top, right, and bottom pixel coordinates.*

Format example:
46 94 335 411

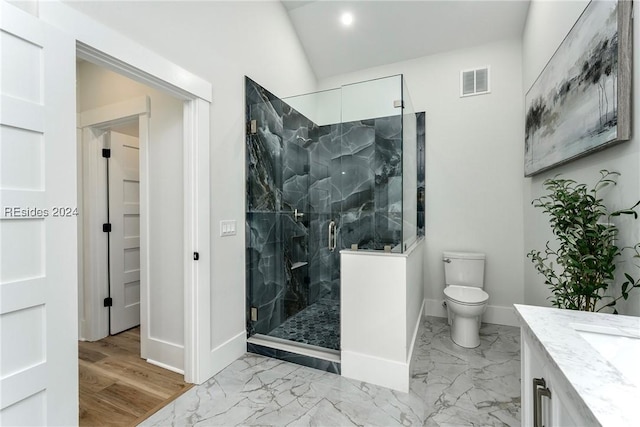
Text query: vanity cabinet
521 331 585 427
516 304 639 426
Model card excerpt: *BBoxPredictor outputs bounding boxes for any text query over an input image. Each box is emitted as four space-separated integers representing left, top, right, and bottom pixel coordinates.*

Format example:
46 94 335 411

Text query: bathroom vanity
514 304 640 426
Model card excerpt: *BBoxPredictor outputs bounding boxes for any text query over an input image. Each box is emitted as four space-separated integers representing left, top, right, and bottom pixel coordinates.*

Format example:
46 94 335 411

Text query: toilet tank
443 251 485 287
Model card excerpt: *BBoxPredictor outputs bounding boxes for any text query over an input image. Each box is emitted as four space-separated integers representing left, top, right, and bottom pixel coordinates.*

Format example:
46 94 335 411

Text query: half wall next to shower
245 75 424 371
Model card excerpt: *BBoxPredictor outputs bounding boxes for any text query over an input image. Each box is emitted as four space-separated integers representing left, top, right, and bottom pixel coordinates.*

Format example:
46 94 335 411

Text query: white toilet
443 251 489 348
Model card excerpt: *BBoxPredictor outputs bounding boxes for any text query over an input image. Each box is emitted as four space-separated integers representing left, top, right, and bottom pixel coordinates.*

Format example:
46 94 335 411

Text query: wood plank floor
79 328 192 426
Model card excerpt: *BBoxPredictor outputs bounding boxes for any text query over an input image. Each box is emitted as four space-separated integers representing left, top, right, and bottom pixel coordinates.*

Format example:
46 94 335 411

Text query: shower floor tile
267 298 340 350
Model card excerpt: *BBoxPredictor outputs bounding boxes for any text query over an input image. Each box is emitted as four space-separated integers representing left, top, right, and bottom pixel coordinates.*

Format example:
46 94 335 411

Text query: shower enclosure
245 75 424 371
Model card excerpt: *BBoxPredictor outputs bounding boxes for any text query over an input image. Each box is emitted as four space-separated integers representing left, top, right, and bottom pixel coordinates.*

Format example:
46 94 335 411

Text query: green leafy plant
527 170 640 313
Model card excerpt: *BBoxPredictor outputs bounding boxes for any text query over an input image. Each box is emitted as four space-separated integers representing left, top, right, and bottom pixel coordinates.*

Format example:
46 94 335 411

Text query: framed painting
524 0 632 177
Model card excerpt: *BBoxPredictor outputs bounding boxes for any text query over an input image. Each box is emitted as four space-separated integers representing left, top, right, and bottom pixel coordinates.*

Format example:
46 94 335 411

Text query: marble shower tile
246 213 286 334
282 130 310 212
246 78 284 212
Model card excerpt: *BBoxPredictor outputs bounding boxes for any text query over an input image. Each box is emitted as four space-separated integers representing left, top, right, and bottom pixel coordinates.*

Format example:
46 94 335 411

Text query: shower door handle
332 222 337 251
328 221 336 252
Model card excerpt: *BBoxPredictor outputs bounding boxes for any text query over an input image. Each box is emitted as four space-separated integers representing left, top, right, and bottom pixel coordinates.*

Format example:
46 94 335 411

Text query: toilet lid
444 286 489 305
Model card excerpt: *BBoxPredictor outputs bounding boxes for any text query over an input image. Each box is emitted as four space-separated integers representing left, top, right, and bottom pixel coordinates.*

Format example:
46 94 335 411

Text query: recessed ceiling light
341 12 354 26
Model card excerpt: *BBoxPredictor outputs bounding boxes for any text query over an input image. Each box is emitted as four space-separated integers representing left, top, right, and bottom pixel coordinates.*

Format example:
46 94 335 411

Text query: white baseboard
146 358 184 375
146 337 184 372
207 330 246 381
424 298 519 327
341 301 424 393
341 350 409 393
407 299 425 374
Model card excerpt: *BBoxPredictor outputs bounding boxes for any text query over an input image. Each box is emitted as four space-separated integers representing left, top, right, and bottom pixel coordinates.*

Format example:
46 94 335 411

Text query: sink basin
571 323 640 388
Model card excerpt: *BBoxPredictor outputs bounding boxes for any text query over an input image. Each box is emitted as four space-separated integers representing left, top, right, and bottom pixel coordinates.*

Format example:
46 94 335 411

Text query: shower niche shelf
291 261 308 270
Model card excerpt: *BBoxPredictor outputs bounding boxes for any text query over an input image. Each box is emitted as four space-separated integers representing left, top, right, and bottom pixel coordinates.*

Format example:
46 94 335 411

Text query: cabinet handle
533 377 551 427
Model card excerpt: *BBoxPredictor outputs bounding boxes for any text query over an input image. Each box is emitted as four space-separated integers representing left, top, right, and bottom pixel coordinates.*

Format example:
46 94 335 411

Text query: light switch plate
220 220 237 237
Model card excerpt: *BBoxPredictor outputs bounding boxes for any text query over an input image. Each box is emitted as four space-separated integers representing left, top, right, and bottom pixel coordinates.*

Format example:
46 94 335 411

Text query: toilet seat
444 285 488 305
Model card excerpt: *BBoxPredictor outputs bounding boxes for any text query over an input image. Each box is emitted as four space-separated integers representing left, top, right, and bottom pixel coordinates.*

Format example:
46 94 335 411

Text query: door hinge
248 119 257 135
102 148 111 158
193 252 199 261
250 306 258 322
393 100 404 108
103 297 113 307
103 223 112 232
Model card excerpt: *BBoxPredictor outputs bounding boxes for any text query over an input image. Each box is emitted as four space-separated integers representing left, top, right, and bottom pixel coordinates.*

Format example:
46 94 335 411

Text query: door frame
78 97 148 343
39 1 212 384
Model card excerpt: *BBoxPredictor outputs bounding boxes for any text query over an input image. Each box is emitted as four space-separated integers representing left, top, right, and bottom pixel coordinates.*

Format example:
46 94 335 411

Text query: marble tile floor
140 317 521 426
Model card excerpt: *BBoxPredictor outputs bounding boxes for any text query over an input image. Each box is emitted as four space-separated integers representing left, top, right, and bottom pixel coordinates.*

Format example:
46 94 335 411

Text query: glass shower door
246 77 341 352
270 104 313 343
269 89 342 351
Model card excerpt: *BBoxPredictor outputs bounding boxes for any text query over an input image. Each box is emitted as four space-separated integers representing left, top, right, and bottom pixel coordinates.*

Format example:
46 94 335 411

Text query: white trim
341 350 410 392
424 298 520 327
146 358 185 375
183 97 213 384
79 96 149 128
145 336 185 372
483 304 519 327
80 127 109 342
79 104 150 343
209 331 247 376
39 0 213 385
138 113 151 360
39 1 211 102
407 299 425 374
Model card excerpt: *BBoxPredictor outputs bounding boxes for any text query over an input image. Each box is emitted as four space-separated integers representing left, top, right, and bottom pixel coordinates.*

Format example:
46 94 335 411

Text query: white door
108 131 141 334
0 2 77 425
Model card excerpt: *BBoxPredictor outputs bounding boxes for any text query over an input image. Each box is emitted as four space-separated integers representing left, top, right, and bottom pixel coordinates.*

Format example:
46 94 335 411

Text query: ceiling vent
460 67 490 97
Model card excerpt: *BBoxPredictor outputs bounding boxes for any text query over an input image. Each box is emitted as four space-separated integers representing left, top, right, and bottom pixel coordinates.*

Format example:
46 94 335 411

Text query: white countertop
514 304 640 427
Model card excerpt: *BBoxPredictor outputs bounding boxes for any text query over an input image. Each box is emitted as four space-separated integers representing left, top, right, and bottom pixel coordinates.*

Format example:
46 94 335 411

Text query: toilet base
450 314 481 348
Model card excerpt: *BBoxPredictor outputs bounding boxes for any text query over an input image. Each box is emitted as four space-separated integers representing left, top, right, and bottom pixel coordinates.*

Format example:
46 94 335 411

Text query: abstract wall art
524 0 632 177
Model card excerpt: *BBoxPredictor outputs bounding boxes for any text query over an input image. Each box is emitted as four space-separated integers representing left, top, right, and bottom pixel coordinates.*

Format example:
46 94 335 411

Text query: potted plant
528 170 640 313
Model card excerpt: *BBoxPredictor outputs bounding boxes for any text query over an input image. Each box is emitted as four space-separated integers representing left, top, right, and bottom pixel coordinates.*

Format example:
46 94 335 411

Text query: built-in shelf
291 261 308 270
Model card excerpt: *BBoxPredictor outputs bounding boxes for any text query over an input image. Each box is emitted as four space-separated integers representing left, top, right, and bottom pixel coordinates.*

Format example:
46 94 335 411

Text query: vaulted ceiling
282 0 530 79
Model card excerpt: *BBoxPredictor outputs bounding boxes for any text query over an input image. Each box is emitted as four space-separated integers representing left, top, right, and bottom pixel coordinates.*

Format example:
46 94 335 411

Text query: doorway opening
76 58 189 423
81 118 141 337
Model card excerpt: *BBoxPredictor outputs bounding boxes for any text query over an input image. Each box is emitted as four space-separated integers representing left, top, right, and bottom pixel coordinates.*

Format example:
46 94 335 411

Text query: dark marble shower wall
246 77 424 340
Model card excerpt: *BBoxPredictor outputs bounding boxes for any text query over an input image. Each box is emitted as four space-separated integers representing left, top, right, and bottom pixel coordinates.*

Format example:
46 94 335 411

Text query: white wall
341 238 425 392
341 74 402 122
523 0 640 316
285 88 341 126
320 39 525 324
66 0 317 357
77 61 186 365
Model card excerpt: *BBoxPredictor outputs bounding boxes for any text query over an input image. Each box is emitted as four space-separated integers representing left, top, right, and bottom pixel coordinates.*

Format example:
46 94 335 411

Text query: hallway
79 328 191 426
